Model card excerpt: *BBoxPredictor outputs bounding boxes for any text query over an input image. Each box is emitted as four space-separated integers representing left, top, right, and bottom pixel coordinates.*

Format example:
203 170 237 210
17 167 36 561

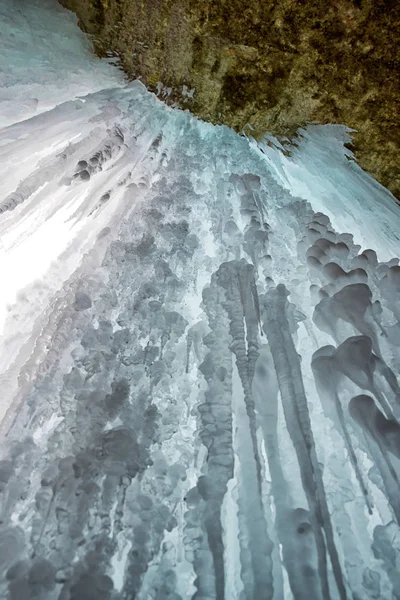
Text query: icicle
195 283 235 600
261 284 348 600
253 346 322 599
349 394 400 523
312 347 373 514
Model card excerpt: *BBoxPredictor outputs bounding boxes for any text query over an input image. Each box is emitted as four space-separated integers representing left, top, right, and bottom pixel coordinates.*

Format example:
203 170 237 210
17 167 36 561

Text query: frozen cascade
2 1 400 599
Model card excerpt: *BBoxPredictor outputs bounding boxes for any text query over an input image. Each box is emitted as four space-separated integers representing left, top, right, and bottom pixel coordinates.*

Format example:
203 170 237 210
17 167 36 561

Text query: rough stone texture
59 0 399 199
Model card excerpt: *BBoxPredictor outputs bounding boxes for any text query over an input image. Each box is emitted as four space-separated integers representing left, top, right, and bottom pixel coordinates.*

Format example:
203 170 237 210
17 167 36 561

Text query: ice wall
0 0 124 127
1 1 400 599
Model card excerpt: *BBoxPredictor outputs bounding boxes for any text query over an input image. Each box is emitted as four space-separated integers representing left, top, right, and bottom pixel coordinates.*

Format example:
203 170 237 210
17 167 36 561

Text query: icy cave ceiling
59 0 400 199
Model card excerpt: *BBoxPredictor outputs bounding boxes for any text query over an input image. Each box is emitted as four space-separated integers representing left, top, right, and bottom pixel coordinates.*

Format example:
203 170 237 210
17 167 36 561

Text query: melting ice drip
2 2 400 600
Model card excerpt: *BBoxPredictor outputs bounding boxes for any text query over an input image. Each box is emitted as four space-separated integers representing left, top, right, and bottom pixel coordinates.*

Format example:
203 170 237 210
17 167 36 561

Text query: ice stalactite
253 344 323 600
311 345 373 515
349 394 400 524
204 260 274 600
195 285 234 600
261 285 347 600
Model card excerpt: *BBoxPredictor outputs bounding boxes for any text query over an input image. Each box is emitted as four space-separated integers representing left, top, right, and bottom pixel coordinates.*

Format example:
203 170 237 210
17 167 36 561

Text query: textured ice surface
1 1 400 599
0 0 124 127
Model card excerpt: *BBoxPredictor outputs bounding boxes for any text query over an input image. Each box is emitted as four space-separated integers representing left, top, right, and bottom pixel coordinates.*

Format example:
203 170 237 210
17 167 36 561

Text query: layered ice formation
1 1 400 599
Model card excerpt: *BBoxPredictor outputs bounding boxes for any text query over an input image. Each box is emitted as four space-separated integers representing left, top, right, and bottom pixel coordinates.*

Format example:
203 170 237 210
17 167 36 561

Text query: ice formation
1 1 400 599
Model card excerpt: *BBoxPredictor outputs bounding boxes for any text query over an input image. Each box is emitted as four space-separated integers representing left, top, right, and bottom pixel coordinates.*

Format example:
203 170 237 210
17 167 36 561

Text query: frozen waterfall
1 1 400 599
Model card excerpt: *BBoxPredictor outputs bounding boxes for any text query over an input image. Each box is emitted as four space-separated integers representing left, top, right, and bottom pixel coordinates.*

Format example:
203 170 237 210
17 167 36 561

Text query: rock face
60 0 399 198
